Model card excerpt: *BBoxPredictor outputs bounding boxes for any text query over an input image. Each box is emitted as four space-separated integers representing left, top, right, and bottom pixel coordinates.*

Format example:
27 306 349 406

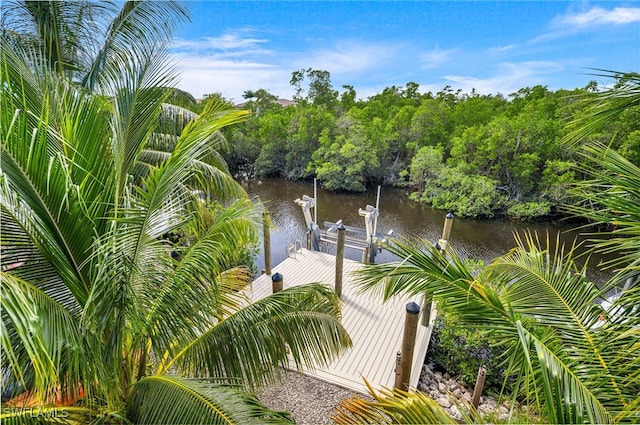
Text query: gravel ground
256 371 367 424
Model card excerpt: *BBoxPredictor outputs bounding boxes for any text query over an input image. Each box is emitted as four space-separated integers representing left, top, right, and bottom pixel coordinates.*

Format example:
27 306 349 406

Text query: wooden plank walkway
250 248 435 394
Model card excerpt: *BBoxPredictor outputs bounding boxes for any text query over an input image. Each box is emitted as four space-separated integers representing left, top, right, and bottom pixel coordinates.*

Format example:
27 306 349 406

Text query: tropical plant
0 0 189 90
333 380 460 424
348 234 639 424
565 69 640 273
0 7 351 424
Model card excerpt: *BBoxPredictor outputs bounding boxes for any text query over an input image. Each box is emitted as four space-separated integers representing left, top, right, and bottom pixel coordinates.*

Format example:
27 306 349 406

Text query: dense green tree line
223 69 639 220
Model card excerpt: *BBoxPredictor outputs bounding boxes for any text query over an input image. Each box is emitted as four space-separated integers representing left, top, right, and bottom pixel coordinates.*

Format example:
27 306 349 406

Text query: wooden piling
471 365 486 408
442 212 454 241
438 212 455 252
335 223 346 297
271 272 283 293
395 301 421 390
263 211 272 275
420 297 432 327
394 351 402 389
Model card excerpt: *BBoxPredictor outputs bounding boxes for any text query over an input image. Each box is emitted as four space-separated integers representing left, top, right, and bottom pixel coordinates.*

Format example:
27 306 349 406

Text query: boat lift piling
294 184 393 263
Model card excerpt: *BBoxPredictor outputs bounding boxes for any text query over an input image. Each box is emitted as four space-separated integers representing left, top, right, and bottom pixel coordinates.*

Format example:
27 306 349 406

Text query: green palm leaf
162 284 352 390
333 380 459 424
355 234 639 423
127 375 293 425
567 142 640 271
82 1 189 91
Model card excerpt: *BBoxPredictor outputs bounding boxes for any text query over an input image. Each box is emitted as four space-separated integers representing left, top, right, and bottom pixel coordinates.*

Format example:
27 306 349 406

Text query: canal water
241 178 611 283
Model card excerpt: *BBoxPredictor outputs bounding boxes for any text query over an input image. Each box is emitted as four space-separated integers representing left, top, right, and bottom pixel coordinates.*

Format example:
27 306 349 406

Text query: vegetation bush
507 201 551 221
427 311 508 393
410 165 508 218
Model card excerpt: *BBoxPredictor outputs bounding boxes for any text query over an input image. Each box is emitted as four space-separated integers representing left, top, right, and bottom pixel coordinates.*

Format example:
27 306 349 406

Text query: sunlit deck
250 248 435 394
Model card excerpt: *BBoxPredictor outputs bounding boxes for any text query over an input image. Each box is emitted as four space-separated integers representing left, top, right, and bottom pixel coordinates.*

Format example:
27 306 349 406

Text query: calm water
242 178 611 283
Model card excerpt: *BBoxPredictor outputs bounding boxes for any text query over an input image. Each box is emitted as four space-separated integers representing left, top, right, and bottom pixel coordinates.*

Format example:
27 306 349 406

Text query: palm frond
127 375 293 425
563 69 640 147
355 234 639 423
0 118 91 304
333 380 459 425
140 199 261 358
82 0 189 90
161 284 352 390
356 238 510 329
1 273 58 396
567 142 640 270
515 321 611 424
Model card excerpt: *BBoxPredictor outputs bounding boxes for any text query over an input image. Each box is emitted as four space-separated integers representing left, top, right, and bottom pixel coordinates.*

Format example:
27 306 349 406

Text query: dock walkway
251 248 435 394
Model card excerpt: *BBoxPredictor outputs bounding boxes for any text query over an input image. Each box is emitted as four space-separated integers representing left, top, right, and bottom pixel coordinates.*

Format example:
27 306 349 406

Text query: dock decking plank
250 248 432 394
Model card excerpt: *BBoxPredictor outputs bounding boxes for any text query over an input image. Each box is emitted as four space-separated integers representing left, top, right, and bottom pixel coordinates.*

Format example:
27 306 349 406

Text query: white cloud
435 61 565 96
172 33 269 51
171 29 294 101
557 6 640 27
419 47 457 69
487 44 517 54
172 53 293 102
292 40 400 75
172 32 405 101
532 6 640 43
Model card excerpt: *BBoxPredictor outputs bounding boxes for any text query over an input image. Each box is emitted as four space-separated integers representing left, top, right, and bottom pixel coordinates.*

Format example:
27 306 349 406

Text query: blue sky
171 1 640 102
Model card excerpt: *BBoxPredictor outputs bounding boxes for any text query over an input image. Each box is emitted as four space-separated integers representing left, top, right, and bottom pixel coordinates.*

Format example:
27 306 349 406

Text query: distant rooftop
235 98 296 108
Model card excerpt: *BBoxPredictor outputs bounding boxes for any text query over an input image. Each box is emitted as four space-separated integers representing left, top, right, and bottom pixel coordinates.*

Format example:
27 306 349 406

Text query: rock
434 372 443 382
430 390 440 399
462 391 472 402
421 365 436 379
418 382 428 392
449 405 462 421
478 403 492 414
438 382 447 393
449 382 458 391
436 396 451 409
482 397 497 410
444 372 451 380
452 388 462 397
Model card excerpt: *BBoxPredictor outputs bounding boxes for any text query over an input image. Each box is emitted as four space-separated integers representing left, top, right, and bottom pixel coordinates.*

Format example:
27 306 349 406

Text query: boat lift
294 181 394 263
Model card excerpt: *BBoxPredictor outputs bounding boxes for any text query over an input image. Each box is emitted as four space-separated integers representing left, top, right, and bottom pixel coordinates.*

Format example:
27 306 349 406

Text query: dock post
437 212 455 252
420 297 432 327
271 272 283 293
395 302 421 390
368 240 376 263
335 223 346 297
471 366 487 408
393 351 402 389
263 210 272 275
425 212 454 325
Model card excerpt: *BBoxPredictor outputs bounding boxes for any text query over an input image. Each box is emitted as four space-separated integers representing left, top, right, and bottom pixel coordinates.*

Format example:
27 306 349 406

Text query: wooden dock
250 248 435 394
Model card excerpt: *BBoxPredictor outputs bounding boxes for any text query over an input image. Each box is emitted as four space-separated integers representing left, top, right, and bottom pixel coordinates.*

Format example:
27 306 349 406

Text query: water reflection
243 178 611 283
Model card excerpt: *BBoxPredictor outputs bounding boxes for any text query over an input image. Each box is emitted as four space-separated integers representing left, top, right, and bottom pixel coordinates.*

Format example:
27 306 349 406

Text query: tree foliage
225 72 639 219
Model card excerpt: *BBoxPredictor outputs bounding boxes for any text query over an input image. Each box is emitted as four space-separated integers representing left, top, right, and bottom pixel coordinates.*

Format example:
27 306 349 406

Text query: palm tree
0 10 350 425
0 0 189 90
344 234 638 424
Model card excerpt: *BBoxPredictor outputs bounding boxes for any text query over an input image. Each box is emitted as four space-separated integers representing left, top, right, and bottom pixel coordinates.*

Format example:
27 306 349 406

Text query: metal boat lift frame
294 180 394 263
